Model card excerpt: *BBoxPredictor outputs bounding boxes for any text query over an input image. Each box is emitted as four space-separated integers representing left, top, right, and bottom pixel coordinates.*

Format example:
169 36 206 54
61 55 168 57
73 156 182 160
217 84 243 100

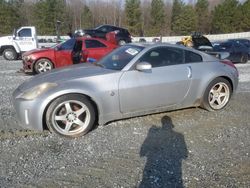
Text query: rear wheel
46 94 96 138
202 77 232 111
3 48 17 60
34 58 53 74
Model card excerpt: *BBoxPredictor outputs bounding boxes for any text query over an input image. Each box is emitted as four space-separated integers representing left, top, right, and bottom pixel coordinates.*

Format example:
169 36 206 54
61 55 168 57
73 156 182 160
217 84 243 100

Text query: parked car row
177 33 250 64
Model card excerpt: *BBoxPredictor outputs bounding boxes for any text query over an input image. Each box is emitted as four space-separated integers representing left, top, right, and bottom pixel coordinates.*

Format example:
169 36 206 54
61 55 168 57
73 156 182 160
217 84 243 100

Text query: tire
240 54 248 64
34 58 53 74
3 48 17 60
46 94 96 138
202 77 232 111
118 40 126 45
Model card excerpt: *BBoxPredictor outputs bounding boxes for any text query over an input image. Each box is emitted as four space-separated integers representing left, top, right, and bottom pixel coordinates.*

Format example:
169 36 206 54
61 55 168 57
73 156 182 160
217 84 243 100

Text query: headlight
23 55 32 62
19 83 57 100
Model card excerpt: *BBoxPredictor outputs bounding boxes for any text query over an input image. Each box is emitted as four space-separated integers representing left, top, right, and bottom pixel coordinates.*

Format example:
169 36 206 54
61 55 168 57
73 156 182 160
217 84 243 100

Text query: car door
119 47 192 113
55 38 76 67
72 40 83 64
83 39 110 61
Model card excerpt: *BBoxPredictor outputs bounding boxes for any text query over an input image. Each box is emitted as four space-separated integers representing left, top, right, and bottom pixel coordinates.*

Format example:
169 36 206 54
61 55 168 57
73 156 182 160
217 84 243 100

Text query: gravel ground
0 57 249 187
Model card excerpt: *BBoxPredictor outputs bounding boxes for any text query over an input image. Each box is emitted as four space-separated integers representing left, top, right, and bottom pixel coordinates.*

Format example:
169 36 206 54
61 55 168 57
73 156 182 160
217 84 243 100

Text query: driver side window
139 47 184 68
18 29 32 37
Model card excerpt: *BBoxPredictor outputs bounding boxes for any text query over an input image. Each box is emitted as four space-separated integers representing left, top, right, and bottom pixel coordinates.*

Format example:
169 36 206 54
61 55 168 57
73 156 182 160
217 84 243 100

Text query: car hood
23 48 53 56
18 63 116 91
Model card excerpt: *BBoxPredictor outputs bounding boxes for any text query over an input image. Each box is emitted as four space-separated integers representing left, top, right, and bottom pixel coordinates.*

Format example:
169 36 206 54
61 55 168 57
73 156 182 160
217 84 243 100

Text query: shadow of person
139 116 188 188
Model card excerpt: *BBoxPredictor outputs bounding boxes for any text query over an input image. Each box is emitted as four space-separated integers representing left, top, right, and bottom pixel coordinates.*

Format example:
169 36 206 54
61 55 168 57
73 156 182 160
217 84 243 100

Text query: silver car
12 43 239 137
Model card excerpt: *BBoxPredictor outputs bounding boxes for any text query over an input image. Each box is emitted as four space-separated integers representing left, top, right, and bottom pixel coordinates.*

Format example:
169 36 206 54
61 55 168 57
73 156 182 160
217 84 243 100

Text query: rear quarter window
185 50 202 63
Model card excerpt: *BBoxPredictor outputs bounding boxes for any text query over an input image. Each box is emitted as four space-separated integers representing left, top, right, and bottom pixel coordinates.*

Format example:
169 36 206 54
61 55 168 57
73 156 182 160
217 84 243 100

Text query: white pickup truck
0 26 38 60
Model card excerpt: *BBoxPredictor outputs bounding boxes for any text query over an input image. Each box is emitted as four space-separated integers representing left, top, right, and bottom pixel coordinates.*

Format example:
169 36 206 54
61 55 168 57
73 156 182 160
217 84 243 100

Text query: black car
228 39 250 56
213 41 249 63
177 33 249 64
81 25 131 45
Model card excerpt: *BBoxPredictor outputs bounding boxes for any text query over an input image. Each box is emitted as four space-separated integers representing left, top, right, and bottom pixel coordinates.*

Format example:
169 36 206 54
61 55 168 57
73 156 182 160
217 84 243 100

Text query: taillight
220 59 239 77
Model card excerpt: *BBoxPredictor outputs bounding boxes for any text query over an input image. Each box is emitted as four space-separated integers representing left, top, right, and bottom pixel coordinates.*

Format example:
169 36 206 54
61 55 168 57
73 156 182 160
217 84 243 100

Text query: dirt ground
0 58 249 187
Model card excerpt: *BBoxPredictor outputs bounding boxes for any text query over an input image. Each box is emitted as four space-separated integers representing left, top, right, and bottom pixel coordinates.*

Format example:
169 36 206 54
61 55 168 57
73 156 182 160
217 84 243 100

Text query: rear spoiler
197 45 230 60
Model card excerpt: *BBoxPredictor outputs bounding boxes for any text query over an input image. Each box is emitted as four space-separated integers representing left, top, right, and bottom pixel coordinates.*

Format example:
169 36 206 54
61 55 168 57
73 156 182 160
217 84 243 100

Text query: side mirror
136 62 152 72
12 28 17 39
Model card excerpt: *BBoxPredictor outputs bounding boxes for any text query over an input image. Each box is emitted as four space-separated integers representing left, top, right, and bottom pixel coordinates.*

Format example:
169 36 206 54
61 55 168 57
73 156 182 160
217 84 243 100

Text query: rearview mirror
136 62 152 72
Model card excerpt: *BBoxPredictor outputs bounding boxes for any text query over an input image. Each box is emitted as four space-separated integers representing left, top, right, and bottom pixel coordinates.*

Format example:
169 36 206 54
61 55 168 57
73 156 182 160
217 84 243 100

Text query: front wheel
46 94 96 137
202 77 232 111
34 58 53 74
3 48 17 60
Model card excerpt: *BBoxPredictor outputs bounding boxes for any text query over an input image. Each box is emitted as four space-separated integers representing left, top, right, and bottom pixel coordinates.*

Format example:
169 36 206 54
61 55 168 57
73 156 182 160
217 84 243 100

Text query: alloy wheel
51 100 91 136
208 82 230 110
37 60 52 73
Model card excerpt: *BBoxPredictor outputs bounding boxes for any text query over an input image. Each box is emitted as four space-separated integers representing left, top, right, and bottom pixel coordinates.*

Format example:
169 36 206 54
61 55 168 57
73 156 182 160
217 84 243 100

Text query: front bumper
12 88 44 131
22 60 34 73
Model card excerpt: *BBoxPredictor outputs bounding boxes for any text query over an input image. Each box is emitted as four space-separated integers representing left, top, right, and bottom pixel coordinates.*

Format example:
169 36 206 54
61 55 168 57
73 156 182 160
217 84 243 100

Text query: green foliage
33 0 70 35
0 0 249 36
211 0 239 34
172 5 198 35
149 0 166 36
125 0 142 36
171 0 184 34
81 5 93 29
195 0 210 34
0 0 21 35
240 0 250 31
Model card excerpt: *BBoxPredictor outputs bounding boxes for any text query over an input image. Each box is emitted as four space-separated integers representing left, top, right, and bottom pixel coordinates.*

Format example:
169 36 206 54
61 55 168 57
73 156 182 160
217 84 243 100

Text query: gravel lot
0 57 249 187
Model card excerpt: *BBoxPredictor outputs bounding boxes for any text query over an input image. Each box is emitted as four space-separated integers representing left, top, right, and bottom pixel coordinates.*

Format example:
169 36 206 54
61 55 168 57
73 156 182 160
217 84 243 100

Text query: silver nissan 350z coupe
12 43 239 137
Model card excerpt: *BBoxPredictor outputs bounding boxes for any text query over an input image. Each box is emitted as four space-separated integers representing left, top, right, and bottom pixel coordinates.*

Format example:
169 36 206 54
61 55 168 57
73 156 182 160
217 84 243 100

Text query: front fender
36 77 121 129
12 41 21 53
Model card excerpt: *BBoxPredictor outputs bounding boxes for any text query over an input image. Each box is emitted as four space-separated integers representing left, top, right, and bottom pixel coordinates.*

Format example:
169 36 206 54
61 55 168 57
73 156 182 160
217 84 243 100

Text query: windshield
97 45 144 70
51 38 76 50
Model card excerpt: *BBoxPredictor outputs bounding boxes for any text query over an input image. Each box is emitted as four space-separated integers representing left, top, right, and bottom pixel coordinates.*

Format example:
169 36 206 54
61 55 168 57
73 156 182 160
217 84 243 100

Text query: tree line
0 0 249 36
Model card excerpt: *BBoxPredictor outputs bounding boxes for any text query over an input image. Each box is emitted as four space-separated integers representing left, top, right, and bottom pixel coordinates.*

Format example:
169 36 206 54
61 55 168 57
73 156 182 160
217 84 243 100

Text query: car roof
229 38 249 41
127 42 198 50
97 24 128 31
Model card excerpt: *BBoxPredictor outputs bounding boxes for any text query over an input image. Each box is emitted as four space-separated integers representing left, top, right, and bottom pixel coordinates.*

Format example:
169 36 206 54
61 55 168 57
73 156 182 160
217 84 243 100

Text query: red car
22 37 117 74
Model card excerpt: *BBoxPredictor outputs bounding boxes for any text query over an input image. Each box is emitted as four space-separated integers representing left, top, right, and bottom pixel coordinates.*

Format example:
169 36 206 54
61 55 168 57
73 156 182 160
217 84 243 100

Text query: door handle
187 66 192 78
